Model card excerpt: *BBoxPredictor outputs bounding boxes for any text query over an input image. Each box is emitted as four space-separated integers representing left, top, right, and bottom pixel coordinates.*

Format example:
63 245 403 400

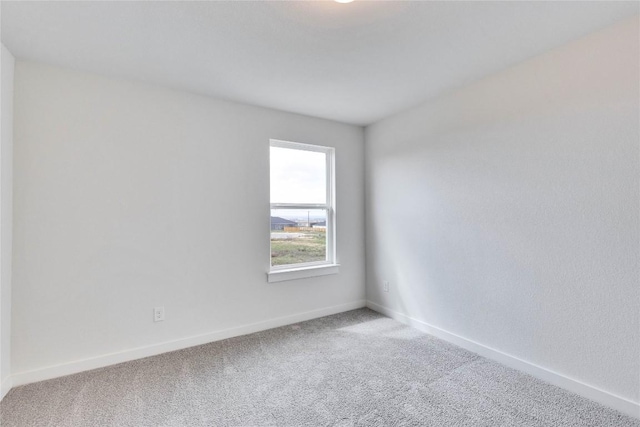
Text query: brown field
271 232 326 266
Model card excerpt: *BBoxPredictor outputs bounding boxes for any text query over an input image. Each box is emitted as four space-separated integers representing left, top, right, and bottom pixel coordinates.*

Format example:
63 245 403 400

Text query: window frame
268 139 338 282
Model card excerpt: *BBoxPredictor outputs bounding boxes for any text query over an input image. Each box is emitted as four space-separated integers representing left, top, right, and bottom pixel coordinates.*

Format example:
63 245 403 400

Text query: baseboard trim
11 300 366 388
366 300 640 419
0 376 12 401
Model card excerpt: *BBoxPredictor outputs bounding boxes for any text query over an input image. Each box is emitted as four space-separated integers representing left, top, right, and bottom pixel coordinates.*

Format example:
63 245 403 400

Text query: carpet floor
1 308 637 426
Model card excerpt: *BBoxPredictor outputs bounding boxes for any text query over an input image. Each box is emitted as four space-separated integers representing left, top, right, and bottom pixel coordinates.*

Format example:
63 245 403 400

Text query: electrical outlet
383 281 389 292
154 306 165 322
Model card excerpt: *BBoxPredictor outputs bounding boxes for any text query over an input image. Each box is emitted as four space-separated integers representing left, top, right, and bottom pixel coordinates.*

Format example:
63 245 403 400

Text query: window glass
270 146 326 204
270 209 327 266
269 140 334 270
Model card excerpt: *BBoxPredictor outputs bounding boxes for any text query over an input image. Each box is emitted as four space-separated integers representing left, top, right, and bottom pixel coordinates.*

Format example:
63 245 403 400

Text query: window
268 139 338 282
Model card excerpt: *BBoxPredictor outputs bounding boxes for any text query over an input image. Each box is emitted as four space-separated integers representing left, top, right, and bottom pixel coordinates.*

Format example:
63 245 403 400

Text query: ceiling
2 1 638 126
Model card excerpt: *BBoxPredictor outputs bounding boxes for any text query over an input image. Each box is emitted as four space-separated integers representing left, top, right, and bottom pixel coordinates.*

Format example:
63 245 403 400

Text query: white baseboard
0 376 12 401
366 300 640 419
11 300 366 388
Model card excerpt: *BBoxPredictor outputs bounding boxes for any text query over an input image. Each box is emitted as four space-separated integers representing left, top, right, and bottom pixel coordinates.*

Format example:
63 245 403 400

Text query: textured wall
1 43 15 396
12 61 365 375
365 17 639 402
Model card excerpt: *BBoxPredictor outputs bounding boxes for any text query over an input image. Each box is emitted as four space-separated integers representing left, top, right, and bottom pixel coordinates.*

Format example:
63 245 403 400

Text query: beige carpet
1 309 638 426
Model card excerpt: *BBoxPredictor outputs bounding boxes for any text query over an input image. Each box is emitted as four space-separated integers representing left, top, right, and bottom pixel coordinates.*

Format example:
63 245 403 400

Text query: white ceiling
2 1 638 126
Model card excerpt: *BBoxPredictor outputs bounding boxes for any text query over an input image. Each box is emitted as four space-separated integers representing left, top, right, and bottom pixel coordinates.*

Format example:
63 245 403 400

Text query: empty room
0 1 638 426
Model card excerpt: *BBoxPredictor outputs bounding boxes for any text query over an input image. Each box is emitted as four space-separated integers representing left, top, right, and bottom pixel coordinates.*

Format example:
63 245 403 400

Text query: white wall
0 43 15 399
365 15 639 409
12 61 365 378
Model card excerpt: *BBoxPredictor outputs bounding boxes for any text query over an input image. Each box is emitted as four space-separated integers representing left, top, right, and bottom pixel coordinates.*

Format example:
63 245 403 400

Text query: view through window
270 140 334 269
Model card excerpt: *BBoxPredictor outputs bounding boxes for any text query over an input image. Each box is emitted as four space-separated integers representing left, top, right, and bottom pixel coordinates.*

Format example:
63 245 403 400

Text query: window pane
270 146 326 204
271 209 327 266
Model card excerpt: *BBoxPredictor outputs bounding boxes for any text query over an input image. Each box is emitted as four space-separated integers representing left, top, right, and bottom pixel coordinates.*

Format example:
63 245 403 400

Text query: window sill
267 264 340 283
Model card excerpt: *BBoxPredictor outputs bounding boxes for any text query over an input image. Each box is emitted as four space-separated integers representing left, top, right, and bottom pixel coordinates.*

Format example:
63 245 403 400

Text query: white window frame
267 139 338 282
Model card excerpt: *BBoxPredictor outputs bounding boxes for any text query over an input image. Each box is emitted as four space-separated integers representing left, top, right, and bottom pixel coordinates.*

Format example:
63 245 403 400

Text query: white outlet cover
154 306 165 322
